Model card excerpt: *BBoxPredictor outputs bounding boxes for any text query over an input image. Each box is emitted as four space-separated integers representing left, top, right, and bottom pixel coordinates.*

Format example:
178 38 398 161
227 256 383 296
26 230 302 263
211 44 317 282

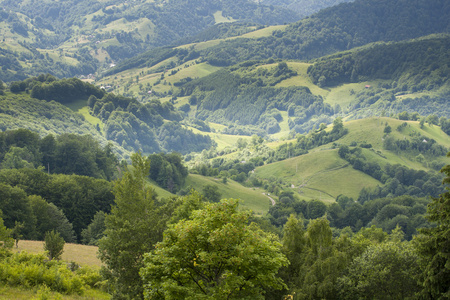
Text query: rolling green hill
254 149 380 202
185 174 271 216
0 0 448 213
198 0 450 66
261 0 354 17
0 0 299 80
0 76 214 155
253 117 449 202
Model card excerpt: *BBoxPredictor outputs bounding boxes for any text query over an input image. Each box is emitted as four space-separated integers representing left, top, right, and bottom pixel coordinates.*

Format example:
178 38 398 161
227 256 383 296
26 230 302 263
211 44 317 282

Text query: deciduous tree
44 230 65 260
141 199 288 300
415 153 450 298
99 152 174 299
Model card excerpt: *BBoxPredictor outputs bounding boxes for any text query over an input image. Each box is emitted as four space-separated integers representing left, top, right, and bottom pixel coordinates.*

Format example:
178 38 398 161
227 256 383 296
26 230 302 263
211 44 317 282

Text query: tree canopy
141 199 288 300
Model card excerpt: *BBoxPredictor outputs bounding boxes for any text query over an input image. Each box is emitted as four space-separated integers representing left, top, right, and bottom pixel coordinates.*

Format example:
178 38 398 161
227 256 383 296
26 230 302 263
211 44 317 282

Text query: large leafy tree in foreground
141 199 288 300
415 152 450 299
338 229 421 299
98 153 174 300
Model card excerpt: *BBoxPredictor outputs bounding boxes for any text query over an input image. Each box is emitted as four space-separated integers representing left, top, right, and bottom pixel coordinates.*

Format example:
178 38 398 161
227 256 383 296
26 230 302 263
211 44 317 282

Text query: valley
0 0 449 299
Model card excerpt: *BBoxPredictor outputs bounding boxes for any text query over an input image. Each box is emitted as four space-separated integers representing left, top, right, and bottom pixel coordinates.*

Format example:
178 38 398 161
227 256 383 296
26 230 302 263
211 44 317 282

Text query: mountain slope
254 117 449 201
198 0 450 66
0 76 214 155
0 0 299 80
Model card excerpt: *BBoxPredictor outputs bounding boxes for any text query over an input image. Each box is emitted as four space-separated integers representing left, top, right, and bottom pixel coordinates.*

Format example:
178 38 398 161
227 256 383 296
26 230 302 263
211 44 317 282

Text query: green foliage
0 168 114 242
277 214 425 299
148 152 188 192
0 92 124 157
44 230 65 260
98 152 176 299
280 217 352 299
338 145 446 200
440 116 450 135
29 195 76 243
202 184 222 202
0 211 13 250
178 64 329 134
280 215 306 293
338 236 421 299
272 117 348 161
184 118 211 132
415 153 450 299
383 133 448 157
308 36 450 91
81 211 106 246
10 75 105 104
268 191 431 240
0 251 101 295
1 0 298 78
91 92 212 154
200 0 449 66
141 198 288 299
0 183 35 237
158 122 213 154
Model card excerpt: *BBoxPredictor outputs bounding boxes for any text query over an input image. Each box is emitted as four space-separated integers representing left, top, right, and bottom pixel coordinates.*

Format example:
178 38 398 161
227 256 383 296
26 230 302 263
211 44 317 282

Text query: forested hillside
2 75 213 155
308 35 450 90
176 62 333 134
307 35 450 117
0 0 298 80
262 0 354 17
106 0 449 85
198 0 450 66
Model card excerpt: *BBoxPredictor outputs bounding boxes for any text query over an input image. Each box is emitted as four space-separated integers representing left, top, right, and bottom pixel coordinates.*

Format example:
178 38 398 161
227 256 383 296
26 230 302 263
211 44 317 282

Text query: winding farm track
263 193 276 206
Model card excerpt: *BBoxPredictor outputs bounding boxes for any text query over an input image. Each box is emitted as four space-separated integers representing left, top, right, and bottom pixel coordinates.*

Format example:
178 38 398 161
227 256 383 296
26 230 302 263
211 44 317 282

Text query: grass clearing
270 111 291 140
184 124 251 151
65 99 88 112
77 106 104 131
213 11 236 23
255 149 381 201
275 62 329 97
13 240 102 268
239 25 287 39
185 174 271 216
148 180 176 199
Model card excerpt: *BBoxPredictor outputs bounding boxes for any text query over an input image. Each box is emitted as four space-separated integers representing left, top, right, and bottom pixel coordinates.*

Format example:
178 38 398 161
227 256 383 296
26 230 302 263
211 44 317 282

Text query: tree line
6 75 213 154
97 152 450 299
198 0 450 66
0 151 448 299
176 62 334 134
307 36 450 92
0 128 118 180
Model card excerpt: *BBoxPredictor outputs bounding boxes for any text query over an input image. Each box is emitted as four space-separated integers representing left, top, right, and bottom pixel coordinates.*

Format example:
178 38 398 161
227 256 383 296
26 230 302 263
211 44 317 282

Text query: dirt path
263 193 276 206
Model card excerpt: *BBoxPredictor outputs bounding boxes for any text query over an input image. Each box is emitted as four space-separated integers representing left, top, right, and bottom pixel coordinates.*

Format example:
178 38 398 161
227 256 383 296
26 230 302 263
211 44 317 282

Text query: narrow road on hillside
263 193 276 206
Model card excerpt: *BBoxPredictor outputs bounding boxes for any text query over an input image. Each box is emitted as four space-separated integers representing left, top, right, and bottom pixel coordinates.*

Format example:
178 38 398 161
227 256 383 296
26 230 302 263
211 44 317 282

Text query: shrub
44 230 65 260
0 252 88 295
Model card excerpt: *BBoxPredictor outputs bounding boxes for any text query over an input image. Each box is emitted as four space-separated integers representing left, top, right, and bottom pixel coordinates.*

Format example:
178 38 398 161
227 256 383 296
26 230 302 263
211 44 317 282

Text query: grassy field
183 124 252 151
255 149 381 202
2 240 111 299
256 116 450 202
185 174 271 216
271 111 291 140
98 61 221 97
77 106 105 131
213 11 236 23
13 240 102 268
148 180 176 199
